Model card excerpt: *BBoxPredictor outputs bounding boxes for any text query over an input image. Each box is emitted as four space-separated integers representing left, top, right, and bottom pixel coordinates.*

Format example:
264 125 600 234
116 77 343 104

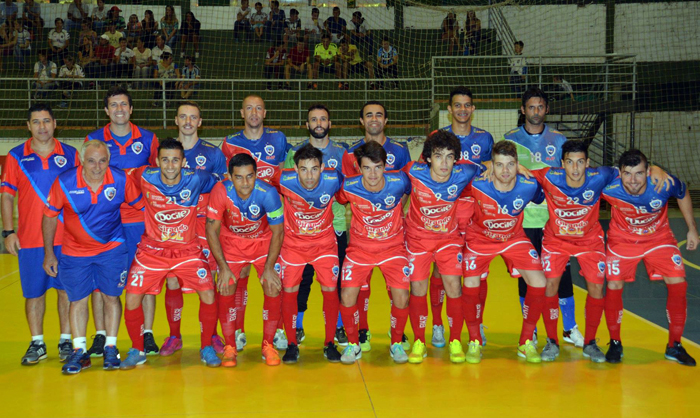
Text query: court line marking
357 362 378 418
0 269 19 283
677 240 700 271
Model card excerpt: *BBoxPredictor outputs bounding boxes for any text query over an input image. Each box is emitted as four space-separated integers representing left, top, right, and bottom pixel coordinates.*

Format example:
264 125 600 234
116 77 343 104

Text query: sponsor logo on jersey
197 268 208 280
69 189 85 195
529 249 539 259
249 204 260 217
155 208 191 224
624 215 657 226
196 155 207 167
327 158 338 169
231 223 260 234
447 184 458 197
583 189 594 202
386 153 395 166
483 219 517 230
598 261 606 273
319 193 331 205
20 157 35 162
203 248 210 258
545 145 556 157
471 144 481 157
650 199 663 210
555 207 590 221
131 142 143 154
104 187 117 201
295 211 323 221
672 254 682 266
274 263 281 274
258 166 274 178
384 195 395 206
362 210 393 225
264 144 275 156
513 198 524 211
420 204 451 218
180 189 191 201
54 155 67 168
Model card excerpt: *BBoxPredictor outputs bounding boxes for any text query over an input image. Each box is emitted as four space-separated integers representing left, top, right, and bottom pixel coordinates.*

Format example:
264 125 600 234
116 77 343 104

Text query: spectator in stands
91 0 108 33
250 2 267 42
464 10 481 55
48 18 70 64
126 14 142 48
266 0 285 42
283 9 302 50
264 40 286 90
66 0 90 32
103 21 122 49
33 50 57 99
13 19 31 69
114 37 135 83
377 37 398 89
180 11 201 59
22 0 43 42
78 35 98 81
141 10 159 49
234 0 252 42
161 5 179 49
349 11 372 54
339 38 376 91
441 10 459 56
509 40 527 93
152 51 180 107
0 0 18 28
94 33 115 79
284 38 311 90
304 7 323 49
325 7 346 44
108 6 125 32
553 75 575 101
133 38 151 89
0 18 14 72
179 55 200 99
58 55 84 108
312 33 340 90
151 34 172 68
79 18 97 47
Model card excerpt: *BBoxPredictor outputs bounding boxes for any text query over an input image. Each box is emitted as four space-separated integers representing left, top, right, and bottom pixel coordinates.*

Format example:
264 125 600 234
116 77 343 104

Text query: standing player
277 144 344 364
159 101 228 357
336 141 412 364
222 94 289 351
206 153 285 367
462 141 546 363
2 104 78 365
504 87 583 347
43 140 144 374
120 139 221 370
602 149 697 366
85 85 160 356
284 104 349 346
404 131 482 364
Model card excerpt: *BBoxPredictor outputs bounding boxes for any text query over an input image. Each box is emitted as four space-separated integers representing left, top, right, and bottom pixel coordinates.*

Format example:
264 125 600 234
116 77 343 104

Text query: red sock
164 287 183 338
358 286 371 330
519 285 545 346
125 306 145 352
478 280 488 325
390 305 409 345
409 294 428 343
199 300 218 349
429 273 445 327
542 295 559 344
445 295 463 342
217 293 237 347
282 291 298 345
666 281 688 347
340 304 359 344
235 275 249 332
604 288 624 341
262 294 281 345
322 290 340 345
584 295 604 343
461 286 482 344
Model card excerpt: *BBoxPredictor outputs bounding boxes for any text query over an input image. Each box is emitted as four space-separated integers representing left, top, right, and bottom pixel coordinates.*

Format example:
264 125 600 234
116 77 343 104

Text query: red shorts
342 244 410 290
279 237 339 289
127 241 213 295
457 197 475 235
463 237 541 279
221 235 271 282
606 235 685 282
406 234 463 281
542 234 606 284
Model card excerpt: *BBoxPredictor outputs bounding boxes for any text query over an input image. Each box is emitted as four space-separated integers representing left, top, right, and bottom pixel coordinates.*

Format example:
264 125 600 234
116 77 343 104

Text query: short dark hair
177 100 201 115
618 149 648 170
55 17 63 24
340 38 349 45
184 55 195 63
162 51 173 60
293 143 324 167
228 153 257 175
158 137 185 157
421 130 461 165
333 6 340 12
562 139 588 160
382 37 390 43
290 8 299 16
312 7 319 13
321 32 330 40
103 85 132 109
308 103 330 120
492 140 518 161
64 55 75 63
119 37 127 43
27 103 55 121
38 49 48 58
272 0 279 7
353 11 362 19
354 141 387 166
521 87 548 108
255 2 262 6
449 86 473 104
515 40 524 48
359 100 387 119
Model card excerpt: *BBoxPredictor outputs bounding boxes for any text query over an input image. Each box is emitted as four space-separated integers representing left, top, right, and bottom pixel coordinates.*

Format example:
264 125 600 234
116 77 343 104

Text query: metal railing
489 5 517 56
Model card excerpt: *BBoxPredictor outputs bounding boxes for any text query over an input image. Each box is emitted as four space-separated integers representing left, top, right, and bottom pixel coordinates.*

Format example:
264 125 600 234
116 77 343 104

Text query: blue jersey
342 138 411 175
440 125 494 165
222 127 288 185
183 139 227 180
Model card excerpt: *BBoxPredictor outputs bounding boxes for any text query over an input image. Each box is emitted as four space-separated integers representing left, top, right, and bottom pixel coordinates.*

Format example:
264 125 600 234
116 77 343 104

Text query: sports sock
445 295 464 342
604 288 624 341
322 290 340 345
199 300 218 349
340 304 360 345
235 275 249 332
390 305 409 345
666 281 688 347
144 329 153 335
461 285 482 344
429 273 444 327
296 311 305 329
560 296 577 331
584 295 604 343
542 295 560 344
358 286 371 330
408 294 428 343
32 335 44 343
282 291 298 345
105 336 117 346
519 286 545 346
73 337 87 351
165 287 183 338
217 293 237 347
262 294 281 345
478 280 488 325
60 333 71 341
125 306 145 352
95 330 106 337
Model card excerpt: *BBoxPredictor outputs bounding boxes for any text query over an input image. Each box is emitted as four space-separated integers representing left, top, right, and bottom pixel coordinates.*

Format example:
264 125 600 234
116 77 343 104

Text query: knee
606 281 624 291
410 280 428 297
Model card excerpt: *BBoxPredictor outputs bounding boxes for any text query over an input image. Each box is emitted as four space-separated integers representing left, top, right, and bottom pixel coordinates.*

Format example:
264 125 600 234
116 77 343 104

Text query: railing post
27 79 31 107
431 57 435 105
538 56 542 89
95 80 100 128
232 81 235 128
604 60 609 101
298 80 302 127
161 82 167 129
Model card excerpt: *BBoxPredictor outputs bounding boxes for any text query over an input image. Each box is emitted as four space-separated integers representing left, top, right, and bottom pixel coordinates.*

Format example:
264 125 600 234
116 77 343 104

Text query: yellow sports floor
0 253 698 418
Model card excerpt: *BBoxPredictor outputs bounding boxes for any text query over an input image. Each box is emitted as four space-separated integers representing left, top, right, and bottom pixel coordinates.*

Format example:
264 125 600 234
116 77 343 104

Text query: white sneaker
235 330 247 351
431 325 446 348
340 343 361 365
563 326 584 348
532 328 538 347
273 329 288 350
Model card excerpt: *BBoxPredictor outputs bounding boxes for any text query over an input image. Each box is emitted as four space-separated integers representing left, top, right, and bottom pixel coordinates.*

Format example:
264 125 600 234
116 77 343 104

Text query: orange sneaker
222 344 238 367
262 341 281 366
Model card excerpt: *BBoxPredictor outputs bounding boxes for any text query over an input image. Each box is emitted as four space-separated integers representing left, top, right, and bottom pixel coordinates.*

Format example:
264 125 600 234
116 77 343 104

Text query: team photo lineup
4 82 699 376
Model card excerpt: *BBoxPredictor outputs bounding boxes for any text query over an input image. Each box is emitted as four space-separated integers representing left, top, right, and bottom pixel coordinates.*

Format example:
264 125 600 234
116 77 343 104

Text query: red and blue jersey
467 175 545 242
602 175 685 241
440 125 494 165
533 166 617 239
279 168 342 243
182 139 228 233
403 161 482 240
336 171 410 248
1 139 78 249
86 123 159 224
44 166 143 256
207 179 284 241
342 138 411 176
222 128 288 186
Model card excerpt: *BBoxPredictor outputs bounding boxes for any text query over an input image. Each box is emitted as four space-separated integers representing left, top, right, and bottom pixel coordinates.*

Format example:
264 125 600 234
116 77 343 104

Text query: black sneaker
665 342 696 366
21 341 48 365
87 334 106 357
296 327 305 344
144 332 160 355
606 339 623 363
58 339 73 362
282 343 299 364
359 329 369 344
324 342 341 363
334 327 348 346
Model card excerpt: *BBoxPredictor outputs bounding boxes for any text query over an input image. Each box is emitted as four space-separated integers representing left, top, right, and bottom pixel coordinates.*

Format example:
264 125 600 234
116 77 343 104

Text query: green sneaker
449 340 465 363
408 340 427 364
359 329 372 352
465 340 482 364
518 340 542 363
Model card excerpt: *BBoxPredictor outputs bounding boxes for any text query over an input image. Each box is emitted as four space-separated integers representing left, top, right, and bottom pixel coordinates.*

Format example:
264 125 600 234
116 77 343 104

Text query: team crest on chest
447 184 458 197
650 199 662 210
582 189 594 202
386 153 395 166
131 142 144 154
180 189 191 201
672 254 682 266
327 158 338 169
384 195 395 206
471 144 481 156
249 204 260 217
513 197 524 211
53 155 67 168
195 155 207 167
319 193 331 205
104 187 117 201
264 144 275 156
545 145 556 157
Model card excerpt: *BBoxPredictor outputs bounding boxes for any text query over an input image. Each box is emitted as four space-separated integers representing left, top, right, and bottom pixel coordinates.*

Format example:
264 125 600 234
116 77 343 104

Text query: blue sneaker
200 345 222 368
61 349 91 375
103 345 120 370
120 348 147 370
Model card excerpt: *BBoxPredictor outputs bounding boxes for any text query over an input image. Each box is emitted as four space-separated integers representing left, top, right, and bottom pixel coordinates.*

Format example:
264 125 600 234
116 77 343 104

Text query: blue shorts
59 244 129 302
124 222 145 267
18 246 64 299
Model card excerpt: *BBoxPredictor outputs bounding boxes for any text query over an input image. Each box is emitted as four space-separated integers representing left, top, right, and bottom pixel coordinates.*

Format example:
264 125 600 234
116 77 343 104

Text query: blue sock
296 311 304 329
559 296 577 331
519 296 525 312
